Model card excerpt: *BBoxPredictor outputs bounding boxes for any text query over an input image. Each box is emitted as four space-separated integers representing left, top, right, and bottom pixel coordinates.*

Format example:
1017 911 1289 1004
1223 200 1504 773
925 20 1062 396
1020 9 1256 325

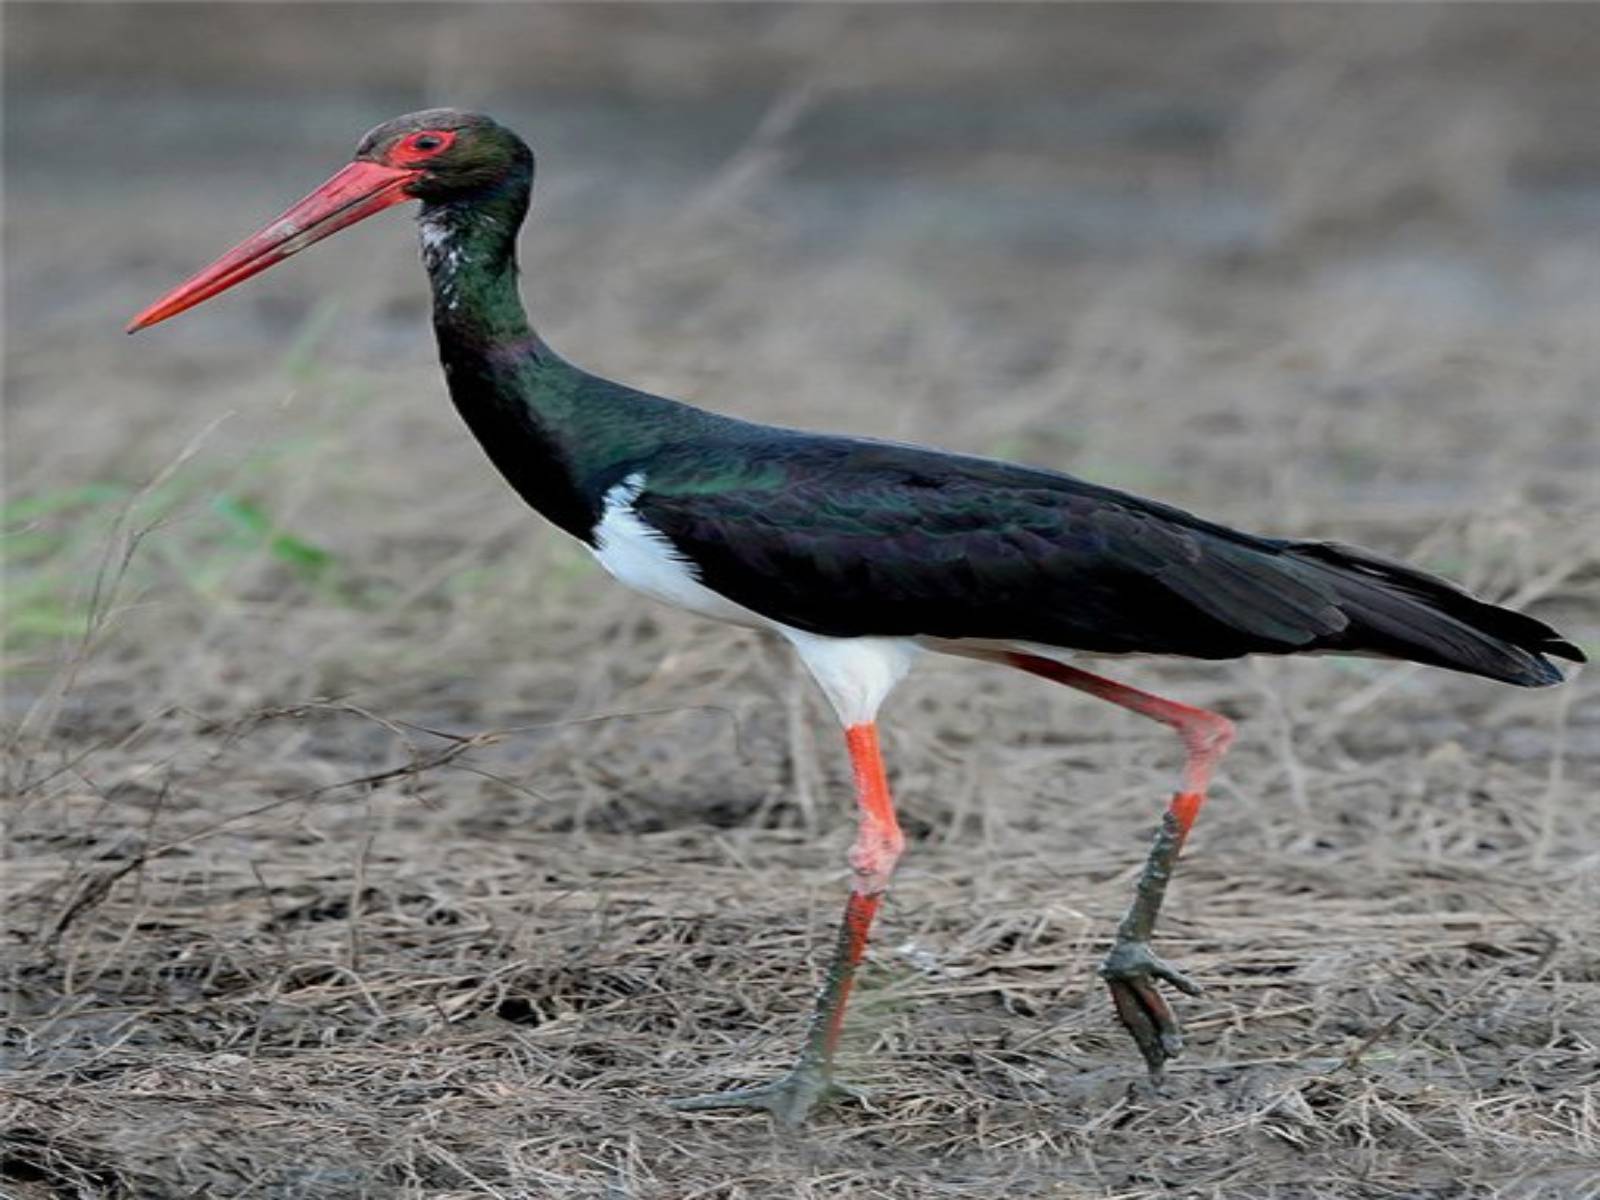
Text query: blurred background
5 6 1598 1197
10 4 1600 670
8 5 1598 688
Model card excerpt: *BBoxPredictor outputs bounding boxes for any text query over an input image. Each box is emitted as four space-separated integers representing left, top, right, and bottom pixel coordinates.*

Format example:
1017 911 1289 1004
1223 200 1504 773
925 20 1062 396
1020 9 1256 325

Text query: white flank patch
591 475 765 627
591 474 922 727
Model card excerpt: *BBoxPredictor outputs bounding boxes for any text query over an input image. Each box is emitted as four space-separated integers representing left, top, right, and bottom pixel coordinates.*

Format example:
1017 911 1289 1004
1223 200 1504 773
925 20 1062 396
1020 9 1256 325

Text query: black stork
129 110 1584 1125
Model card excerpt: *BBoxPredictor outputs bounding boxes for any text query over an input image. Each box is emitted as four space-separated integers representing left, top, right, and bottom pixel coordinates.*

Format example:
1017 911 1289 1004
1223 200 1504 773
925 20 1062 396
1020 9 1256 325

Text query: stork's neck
418 186 545 356
416 182 695 544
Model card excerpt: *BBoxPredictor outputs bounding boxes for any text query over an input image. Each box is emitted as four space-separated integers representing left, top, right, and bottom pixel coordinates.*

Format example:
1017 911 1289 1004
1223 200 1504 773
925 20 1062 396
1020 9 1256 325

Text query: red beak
127 160 421 333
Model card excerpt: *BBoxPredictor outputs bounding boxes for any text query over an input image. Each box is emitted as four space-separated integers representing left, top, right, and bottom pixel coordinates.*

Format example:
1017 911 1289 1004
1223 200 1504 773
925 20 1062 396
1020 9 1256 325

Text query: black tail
1289 541 1585 687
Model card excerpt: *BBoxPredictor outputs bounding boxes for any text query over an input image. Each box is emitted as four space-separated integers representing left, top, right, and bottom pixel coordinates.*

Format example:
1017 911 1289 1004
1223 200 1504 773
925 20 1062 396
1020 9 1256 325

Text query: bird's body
409 162 1572 688
130 109 1584 1125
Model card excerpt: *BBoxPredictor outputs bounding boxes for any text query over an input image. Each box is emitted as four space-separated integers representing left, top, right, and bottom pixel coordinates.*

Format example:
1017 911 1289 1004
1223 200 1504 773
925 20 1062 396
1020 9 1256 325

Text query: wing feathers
630 437 1581 686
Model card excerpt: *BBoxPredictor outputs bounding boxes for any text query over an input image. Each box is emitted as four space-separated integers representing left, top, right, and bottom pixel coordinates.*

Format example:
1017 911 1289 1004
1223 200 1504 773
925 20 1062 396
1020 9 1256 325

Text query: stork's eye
397 130 456 161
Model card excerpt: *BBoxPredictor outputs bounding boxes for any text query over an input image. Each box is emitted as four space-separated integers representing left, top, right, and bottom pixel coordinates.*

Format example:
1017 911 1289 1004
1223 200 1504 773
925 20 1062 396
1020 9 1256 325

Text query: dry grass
5 6 1600 1198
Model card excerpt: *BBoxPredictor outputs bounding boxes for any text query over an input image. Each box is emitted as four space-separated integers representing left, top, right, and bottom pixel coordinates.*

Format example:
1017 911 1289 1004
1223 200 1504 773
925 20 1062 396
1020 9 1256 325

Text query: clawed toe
1100 940 1202 1082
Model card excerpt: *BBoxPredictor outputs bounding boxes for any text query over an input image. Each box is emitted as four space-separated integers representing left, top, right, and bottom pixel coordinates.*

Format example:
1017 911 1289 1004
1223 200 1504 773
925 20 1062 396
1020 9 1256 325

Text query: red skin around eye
390 130 456 166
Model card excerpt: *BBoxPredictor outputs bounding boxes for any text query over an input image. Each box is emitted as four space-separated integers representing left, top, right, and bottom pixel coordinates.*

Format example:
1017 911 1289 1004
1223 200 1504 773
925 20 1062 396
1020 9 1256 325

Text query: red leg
996 652 1235 1081
673 722 904 1124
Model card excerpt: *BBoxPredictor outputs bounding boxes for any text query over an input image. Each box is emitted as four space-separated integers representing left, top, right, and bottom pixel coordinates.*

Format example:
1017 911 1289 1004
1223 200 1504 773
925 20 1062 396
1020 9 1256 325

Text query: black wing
628 433 1580 687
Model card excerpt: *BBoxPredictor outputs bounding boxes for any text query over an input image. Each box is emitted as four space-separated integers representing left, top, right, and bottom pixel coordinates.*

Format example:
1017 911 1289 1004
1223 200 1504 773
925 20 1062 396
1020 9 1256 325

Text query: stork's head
353 109 531 203
127 109 529 332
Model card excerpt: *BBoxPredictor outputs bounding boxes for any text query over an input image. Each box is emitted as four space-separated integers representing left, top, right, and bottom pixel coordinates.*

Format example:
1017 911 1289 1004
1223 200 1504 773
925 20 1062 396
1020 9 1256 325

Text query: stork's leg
672 722 904 1125
995 652 1235 1082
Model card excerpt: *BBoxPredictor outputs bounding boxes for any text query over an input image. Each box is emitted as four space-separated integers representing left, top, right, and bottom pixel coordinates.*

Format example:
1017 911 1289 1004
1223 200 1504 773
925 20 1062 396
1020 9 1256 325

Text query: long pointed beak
127 160 422 333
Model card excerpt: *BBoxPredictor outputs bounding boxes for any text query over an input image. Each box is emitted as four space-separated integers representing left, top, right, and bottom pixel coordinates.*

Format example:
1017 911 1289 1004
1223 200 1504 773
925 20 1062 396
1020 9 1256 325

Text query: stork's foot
670 1063 863 1127
1099 939 1203 1083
